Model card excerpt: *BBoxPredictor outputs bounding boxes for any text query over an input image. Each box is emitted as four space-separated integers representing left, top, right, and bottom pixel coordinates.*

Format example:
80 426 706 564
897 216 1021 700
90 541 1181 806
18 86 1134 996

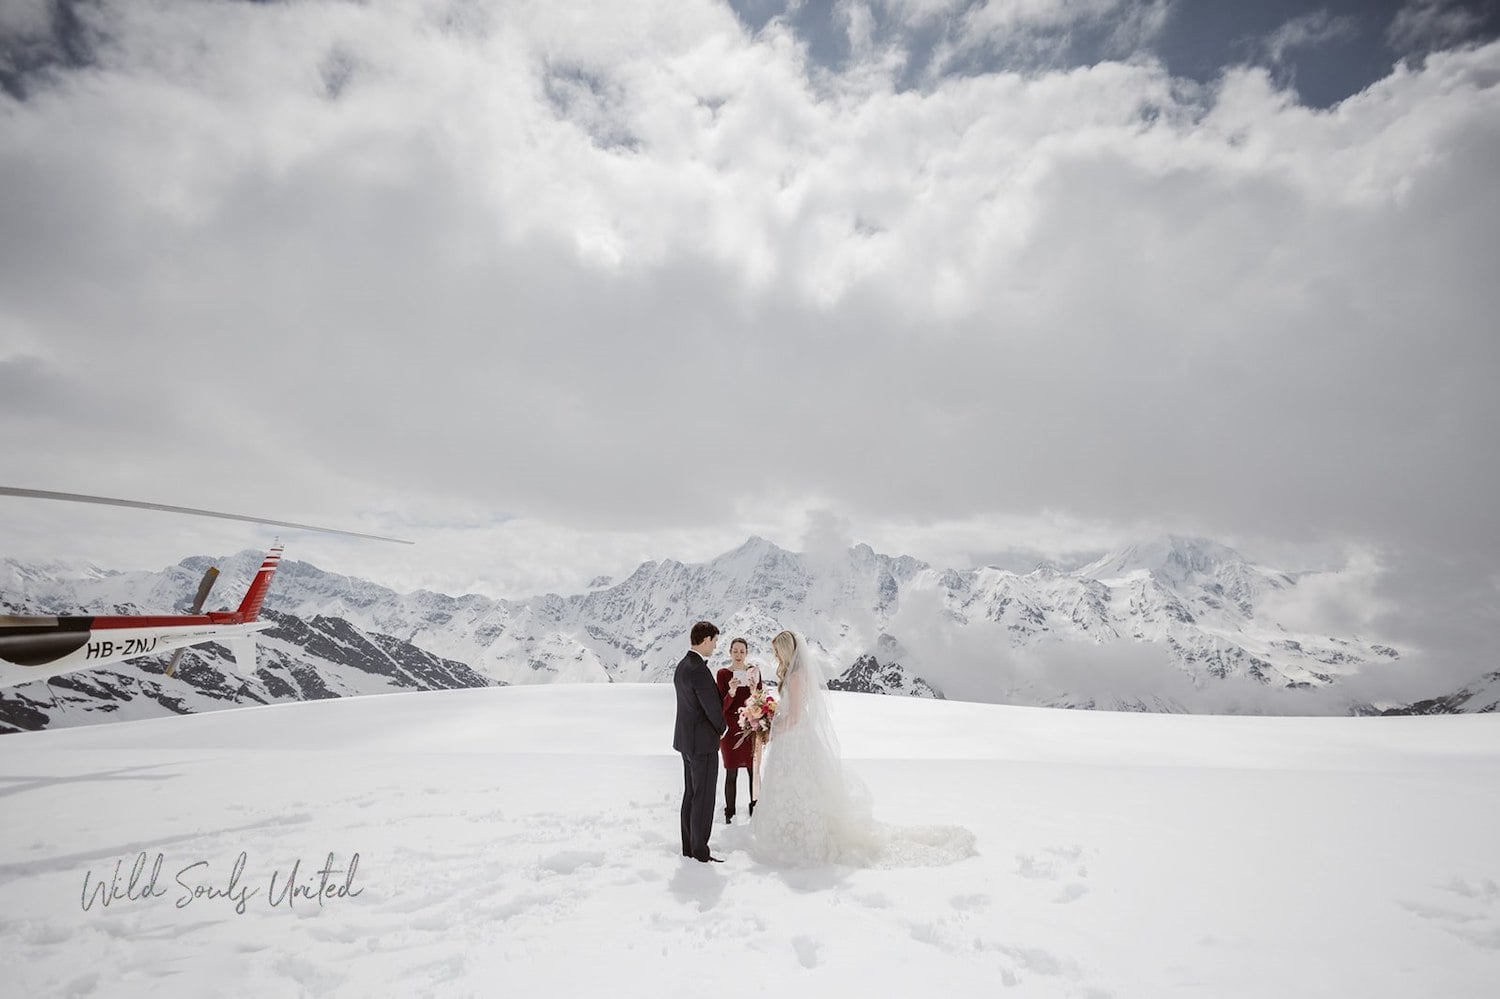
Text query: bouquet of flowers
736 680 776 803
736 685 777 745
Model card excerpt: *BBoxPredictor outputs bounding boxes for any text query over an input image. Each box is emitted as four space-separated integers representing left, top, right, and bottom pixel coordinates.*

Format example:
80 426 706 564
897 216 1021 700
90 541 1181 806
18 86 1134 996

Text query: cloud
1387 0 1487 56
1255 547 1394 638
1 0 1497 696
1264 11 1359 67
0 0 52 37
921 0 1171 76
801 507 855 562
876 0 970 30
884 581 1325 712
0 0 101 100
942 0 1166 43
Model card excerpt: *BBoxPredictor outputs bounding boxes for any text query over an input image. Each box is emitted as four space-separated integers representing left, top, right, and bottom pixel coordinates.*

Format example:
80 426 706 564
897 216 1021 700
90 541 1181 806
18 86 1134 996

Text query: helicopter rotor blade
166 566 220 678
189 566 220 614
0 487 414 544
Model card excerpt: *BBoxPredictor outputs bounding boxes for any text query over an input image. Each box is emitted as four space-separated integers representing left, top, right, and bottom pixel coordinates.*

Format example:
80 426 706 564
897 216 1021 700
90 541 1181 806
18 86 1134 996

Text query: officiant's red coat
716 667 759 769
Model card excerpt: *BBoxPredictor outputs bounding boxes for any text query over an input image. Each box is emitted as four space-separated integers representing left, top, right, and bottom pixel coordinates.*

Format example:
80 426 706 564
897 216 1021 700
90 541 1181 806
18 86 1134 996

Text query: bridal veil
751 634 976 869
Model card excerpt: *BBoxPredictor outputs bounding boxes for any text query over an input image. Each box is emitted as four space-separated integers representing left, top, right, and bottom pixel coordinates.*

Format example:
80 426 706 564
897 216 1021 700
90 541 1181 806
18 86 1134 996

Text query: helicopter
0 546 283 685
0 487 411 688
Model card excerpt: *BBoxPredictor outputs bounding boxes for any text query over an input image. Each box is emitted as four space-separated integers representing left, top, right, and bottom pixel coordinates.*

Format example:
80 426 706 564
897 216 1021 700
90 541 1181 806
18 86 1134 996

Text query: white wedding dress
750 637 976 869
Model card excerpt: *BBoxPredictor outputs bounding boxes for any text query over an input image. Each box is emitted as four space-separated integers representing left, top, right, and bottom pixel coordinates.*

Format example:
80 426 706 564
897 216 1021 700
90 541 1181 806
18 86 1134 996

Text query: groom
673 620 726 863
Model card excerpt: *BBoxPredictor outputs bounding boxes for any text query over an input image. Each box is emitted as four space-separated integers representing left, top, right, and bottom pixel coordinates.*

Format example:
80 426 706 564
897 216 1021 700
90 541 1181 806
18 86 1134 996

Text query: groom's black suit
673 649 726 861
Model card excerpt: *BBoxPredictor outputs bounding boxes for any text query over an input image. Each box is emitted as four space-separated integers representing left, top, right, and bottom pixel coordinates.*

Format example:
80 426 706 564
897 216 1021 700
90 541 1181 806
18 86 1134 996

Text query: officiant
716 637 762 824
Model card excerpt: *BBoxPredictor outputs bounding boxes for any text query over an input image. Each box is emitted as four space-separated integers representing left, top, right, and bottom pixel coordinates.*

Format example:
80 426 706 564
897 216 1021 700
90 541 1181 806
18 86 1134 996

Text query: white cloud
1 0 1497 694
957 0 1145 36
876 0 970 29
922 0 1170 74
1264 11 1358 67
1255 546 1395 637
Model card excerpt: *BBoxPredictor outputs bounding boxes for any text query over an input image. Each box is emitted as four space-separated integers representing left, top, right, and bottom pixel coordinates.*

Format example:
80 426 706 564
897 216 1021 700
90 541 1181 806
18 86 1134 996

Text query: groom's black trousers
680 751 718 858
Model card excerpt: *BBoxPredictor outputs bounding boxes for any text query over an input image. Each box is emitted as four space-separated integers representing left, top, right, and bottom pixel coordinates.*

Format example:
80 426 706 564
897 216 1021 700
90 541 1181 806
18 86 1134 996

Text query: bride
751 630 975 868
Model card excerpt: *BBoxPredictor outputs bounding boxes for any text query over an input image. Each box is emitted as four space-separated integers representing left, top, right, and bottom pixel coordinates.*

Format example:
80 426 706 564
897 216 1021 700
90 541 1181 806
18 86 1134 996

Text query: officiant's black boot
723 768 739 824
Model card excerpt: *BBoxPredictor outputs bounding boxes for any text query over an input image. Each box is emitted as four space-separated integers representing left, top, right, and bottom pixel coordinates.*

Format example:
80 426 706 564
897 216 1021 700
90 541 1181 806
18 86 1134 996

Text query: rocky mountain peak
1080 535 1248 581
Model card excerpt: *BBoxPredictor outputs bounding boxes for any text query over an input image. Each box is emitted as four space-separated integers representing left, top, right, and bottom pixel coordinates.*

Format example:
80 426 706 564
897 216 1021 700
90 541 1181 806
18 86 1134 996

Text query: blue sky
7 2 1498 106
727 0 1500 107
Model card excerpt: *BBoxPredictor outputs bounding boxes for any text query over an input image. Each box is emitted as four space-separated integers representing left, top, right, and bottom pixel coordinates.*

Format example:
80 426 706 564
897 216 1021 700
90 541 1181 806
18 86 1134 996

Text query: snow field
1 684 1496 997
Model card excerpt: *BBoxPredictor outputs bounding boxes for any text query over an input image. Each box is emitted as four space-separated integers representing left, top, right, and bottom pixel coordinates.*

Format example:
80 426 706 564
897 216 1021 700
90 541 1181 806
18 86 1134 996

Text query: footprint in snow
538 850 605 876
1397 877 1500 951
791 935 820 968
1017 844 1090 901
1018 850 1079 879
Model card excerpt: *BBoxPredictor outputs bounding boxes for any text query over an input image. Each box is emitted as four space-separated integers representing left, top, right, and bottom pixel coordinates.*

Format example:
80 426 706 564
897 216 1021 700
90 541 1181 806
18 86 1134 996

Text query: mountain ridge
4 534 1477 731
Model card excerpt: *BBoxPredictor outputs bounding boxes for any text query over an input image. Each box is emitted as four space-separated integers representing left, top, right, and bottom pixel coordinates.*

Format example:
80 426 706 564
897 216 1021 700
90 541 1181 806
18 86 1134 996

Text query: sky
1 0 1498 693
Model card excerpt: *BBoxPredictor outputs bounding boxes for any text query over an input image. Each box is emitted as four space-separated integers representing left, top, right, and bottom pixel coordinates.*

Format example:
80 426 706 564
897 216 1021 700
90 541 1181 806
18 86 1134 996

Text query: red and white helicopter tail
234 548 281 623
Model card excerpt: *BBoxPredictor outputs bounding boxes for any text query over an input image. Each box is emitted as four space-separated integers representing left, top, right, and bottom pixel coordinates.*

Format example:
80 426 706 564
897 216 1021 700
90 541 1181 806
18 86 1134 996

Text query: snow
2 685 1497 997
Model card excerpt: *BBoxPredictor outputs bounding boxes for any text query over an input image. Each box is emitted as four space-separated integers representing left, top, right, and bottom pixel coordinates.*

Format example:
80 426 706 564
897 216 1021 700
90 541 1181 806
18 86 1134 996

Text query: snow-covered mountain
1 534 1429 731
1379 670 1500 715
827 634 942 698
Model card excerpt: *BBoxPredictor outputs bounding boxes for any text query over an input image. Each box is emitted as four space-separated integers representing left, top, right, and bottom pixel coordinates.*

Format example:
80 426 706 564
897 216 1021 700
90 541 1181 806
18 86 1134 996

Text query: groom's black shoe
693 850 724 863
749 800 756 817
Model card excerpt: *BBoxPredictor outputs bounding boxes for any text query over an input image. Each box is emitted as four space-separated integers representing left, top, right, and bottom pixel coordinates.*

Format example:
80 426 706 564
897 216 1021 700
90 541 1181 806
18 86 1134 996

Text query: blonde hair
771 630 798 687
